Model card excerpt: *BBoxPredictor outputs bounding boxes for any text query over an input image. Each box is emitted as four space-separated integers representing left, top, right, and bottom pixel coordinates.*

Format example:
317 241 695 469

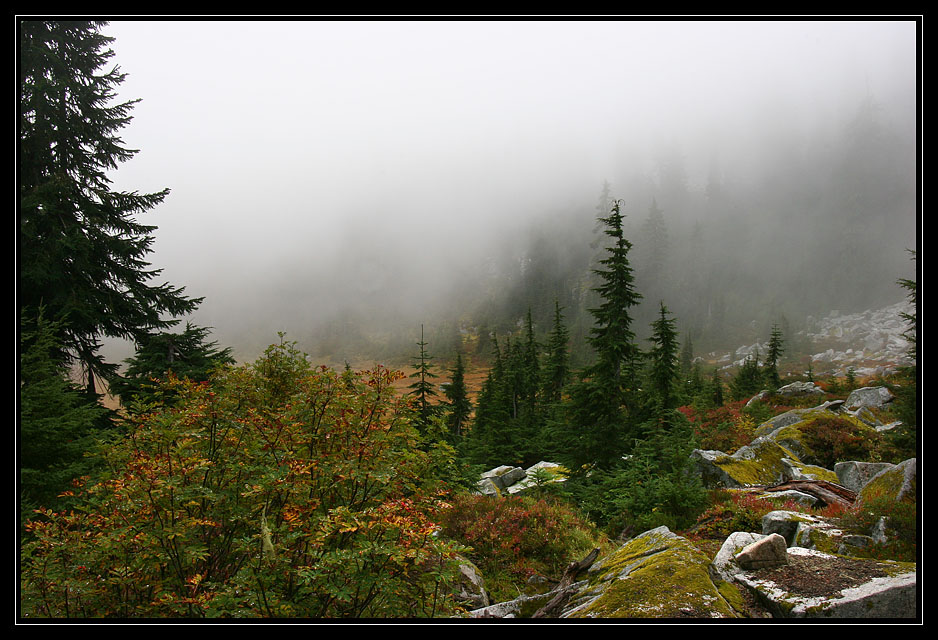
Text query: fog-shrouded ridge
95 19 918 367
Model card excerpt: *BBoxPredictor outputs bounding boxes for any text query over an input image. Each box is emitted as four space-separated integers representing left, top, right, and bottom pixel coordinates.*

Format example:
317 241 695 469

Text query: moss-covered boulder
560 526 744 618
761 510 845 553
689 405 868 489
859 458 916 505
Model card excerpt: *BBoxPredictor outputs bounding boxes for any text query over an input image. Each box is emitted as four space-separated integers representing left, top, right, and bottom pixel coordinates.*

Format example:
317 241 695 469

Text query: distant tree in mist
443 352 471 439
408 325 439 431
730 351 764 401
763 324 785 391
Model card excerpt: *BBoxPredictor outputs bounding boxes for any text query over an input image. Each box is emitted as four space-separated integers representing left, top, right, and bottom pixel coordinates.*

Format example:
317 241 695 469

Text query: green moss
715 579 749 617
805 526 842 554
859 464 907 504
567 529 738 618
713 440 792 486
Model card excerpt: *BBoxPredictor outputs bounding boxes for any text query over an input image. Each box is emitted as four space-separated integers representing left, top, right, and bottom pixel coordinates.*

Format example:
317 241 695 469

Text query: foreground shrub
437 493 607 602
20 338 464 619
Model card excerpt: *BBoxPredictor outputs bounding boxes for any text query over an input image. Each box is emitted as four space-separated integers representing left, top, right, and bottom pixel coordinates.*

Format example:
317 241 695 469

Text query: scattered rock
844 386 895 412
857 458 916 507
734 533 788 570
835 460 896 493
453 560 490 610
775 381 826 397
761 510 845 552
476 461 568 496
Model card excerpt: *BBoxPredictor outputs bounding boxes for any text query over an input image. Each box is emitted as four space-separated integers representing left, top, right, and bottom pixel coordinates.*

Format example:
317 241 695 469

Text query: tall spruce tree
645 302 680 429
560 200 643 471
585 199 643 386
19 21 201 393
408 325 439 432
764 324 785 391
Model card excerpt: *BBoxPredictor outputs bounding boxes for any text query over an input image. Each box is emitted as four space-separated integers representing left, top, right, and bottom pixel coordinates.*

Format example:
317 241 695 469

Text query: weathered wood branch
763 479 857 507
531 547 600 619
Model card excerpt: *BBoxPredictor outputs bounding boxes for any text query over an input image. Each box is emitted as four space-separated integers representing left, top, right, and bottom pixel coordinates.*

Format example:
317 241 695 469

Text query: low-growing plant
686 490 812 541
437 493 608 602
801 416 881 468
837 478 917 562
679 402 755 454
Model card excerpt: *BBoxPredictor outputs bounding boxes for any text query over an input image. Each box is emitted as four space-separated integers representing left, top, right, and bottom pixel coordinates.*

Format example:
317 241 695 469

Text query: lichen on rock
561 526 742 618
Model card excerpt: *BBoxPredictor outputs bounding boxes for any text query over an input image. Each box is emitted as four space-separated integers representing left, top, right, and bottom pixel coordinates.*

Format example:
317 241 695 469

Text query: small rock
735 533 788 570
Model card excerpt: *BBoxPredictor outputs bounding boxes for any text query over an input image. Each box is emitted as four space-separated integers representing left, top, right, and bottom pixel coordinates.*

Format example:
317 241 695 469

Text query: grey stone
835 461 896 493
844 386 894 412
776 381 825 397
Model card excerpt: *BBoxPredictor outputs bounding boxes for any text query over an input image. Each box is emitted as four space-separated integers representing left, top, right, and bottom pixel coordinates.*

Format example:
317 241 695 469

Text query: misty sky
96 18 918 360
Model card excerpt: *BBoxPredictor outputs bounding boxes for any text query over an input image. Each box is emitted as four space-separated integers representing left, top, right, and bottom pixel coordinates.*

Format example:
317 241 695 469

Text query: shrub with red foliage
680 402 753 454
801 416 880 469
437 493 605 601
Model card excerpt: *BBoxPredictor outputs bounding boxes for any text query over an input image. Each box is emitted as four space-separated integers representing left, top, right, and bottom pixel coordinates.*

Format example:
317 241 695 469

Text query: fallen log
762 479 857 508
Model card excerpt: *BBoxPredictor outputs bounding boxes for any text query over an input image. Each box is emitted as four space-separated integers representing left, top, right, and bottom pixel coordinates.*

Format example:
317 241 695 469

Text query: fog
99 19 919 365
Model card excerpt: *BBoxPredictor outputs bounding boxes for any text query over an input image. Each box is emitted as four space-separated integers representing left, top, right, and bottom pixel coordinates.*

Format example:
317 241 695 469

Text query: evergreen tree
889 252 917 456
109 323 235 410
585 200 643 386
443 353 471 439
468 334 511 464
560 200 643 471
20 310 111 509
408 324 439 431
763 324 785 390
20 21 201 393
730 351 764 401
645 302 680 429
711 369 725 407
541 300 571 405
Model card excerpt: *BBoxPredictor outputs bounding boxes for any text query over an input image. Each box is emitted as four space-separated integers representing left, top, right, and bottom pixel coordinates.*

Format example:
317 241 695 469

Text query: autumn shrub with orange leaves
20 337 465 619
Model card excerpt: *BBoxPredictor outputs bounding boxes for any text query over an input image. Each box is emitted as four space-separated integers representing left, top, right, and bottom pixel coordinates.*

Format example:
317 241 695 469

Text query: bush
687 490 811 541
20 338 464 619
801 416 881 468
437 493 607 602
680 402 755 454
